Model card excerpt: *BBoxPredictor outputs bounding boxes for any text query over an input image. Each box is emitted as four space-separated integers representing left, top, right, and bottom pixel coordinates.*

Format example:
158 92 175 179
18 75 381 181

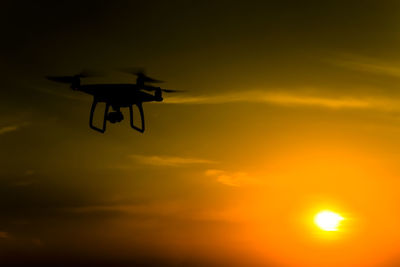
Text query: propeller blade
142 87 185 93
118 67 146 76
162 89 186 93
143 76 164 83
136 72 164 83
46 70 102 83
79 69 103 78
118 68 164 83
46 76 76 84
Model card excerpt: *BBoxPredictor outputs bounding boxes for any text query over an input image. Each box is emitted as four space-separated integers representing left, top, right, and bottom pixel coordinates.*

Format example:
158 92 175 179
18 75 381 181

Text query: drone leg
129 103 145 133
103 103 110 132
89 99 109 133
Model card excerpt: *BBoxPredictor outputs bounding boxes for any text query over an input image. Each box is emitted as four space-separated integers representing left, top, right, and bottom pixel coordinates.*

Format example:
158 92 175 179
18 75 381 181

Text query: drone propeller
142 87 185 93
139 74 164 84
46 76 78 84
46 70 101 84
118 68 165 84
161 89 185 93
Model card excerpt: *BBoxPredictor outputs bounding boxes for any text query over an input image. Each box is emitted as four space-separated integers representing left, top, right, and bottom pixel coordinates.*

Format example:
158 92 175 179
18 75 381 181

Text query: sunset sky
2 1 400 266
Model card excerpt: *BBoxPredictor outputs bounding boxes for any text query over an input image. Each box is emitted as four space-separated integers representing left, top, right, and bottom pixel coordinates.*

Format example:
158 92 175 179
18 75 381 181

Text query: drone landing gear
129 103 145 133
89 100 109 133
89 99 145 133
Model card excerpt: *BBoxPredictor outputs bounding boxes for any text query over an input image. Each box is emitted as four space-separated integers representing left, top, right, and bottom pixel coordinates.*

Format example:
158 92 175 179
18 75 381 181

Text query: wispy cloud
331 56 400 77
66 201 202 222
0 125 19 135
68 202 182 216
205 169 260 187
164 90 392 109
0 122 30 135
68 202 244 224
129 154 216 167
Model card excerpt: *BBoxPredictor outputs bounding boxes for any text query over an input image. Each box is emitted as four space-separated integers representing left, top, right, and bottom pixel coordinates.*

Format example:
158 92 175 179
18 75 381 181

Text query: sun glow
314 210 344 231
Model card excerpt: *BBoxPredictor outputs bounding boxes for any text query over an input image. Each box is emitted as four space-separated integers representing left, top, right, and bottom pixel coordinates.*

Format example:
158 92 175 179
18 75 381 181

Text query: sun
314 210 344 231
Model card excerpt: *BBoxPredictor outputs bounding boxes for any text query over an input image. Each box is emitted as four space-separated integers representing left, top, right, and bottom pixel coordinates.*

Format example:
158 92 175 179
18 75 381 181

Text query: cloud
67 202 182 216
205 169 255 187
0 122 30 135
129 154 216 167
69 203 244 226
164 90 392 109
0 125 19 135
331 56 400 77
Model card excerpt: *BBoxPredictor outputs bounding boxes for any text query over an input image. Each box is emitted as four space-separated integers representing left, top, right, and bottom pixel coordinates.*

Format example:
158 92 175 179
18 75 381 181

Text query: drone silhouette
47 70 181 133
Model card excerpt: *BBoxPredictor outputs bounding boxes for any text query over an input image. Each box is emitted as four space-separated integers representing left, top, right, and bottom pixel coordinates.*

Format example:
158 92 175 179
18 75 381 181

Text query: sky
2 0 400 266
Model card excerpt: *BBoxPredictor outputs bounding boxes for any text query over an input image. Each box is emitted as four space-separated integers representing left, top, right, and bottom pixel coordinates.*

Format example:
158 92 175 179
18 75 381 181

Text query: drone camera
107 111 124 123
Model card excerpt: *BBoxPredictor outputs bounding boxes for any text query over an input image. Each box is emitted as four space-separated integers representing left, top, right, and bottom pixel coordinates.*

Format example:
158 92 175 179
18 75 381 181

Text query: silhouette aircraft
47 70 181 133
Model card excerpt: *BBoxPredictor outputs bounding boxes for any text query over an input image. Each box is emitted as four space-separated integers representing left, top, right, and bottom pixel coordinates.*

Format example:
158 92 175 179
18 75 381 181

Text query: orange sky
2 1 400 266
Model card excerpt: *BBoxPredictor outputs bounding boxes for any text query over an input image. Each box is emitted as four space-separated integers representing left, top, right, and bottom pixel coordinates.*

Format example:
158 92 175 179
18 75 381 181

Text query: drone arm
129 103 145 133
89 99 109 133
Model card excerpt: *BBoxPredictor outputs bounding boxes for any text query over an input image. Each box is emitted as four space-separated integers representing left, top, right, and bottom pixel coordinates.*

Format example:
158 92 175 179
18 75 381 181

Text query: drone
47 70 181 133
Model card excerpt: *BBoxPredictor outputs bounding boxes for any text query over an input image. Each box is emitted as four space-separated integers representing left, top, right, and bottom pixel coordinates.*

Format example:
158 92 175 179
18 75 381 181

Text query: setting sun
314 211 344 231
